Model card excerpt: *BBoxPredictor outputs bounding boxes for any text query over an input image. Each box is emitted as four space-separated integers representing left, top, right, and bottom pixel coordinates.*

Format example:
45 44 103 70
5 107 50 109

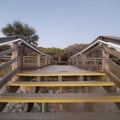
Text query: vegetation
64 44 88 58
1 21 39 45
39 44 88 61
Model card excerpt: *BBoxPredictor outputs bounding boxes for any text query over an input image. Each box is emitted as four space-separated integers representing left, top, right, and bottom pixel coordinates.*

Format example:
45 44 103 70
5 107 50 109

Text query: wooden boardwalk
17 65 106 76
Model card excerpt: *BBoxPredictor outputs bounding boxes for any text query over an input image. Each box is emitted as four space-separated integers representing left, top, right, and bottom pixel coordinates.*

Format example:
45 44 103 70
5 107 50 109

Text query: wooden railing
0 36 52 89
68 36 120 88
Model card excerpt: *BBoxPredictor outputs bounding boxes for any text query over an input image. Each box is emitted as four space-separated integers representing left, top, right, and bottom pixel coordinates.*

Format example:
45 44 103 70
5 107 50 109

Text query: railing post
45 56 48 66
11 42 19 81
48 57 51 65
75 57 79 66
102 44 109 73
37 54 41 68
82 54 87 68
18 45 23 70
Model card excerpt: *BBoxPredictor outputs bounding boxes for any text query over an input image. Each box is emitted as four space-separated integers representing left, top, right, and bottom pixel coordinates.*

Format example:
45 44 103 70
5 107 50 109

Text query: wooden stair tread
0 93 120 103
6 81 115 87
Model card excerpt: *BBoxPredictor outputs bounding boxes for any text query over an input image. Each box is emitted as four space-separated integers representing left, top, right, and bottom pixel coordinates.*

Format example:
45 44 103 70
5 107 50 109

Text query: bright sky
0 0 120 48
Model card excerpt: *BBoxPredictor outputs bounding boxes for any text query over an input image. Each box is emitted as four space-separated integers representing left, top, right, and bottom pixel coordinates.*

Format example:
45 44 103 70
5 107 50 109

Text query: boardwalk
0 36 120 119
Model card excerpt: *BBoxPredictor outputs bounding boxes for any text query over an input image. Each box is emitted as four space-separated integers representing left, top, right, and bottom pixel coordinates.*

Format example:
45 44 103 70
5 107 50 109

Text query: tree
1 21 39 45
64 44 88 58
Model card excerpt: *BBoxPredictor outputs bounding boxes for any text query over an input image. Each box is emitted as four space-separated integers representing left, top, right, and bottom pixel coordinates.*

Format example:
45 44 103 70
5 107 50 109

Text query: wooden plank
0 48 17 58
0 112 120 120
17 73 106 77
0 68 20 89
104 47 120 59
6 81 115 87
108 71 120 88
0 57 19 71
0 93 120 103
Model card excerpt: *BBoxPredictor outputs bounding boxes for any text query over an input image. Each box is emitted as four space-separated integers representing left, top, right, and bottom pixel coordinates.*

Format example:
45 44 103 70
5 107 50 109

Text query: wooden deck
17 65 106 76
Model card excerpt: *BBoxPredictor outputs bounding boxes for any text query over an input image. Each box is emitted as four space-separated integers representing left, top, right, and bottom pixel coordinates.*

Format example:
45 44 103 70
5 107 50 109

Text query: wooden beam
104 47 120 59
0 57 19 71
0 68 20 89
0 48 17 58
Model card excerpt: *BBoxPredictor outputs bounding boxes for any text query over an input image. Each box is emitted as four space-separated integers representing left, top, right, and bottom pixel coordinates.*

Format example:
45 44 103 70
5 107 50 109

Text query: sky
0 0 120 48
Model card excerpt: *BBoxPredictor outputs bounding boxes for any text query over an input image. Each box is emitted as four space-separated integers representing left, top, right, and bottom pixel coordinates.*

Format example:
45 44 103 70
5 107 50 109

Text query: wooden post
44 56 48 66
82 54 87 68
37 54 41 68
11 42 18 82
102 44 109 73
48 58 51 65
75 57 79 66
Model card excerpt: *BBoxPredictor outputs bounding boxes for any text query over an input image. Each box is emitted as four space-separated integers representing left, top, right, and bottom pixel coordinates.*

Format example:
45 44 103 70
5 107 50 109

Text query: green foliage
38 44 88 61
1 21 39 45
39 47 64 61
64 44 88 58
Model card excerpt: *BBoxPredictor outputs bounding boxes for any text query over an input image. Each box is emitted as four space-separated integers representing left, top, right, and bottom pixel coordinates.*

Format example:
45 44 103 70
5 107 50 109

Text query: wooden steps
0 93 120 103
6 81 116 87
0 112 120 120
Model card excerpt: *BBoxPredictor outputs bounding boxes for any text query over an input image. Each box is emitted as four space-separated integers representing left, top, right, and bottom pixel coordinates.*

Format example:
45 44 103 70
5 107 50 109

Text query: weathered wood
82 54 87 68
37 54 41 67
0 112 120 120
6 81 115 87
0 68 20 89
108 71 120 88
0 48 17 58
83 76 93 112
102 45 109 73
0 57 19 71
104 47 120 59
0 93 120 103
18 45 23 70
0 85 19 112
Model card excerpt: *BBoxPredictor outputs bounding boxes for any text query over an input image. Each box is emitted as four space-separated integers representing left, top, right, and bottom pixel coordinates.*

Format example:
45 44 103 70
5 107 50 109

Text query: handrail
0 68 19 89
70 36 120 58
0 57 19 71
0 36 51 57
0 48 17 58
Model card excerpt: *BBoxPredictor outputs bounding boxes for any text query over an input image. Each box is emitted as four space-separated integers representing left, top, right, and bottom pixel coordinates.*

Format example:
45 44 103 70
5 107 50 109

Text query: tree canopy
1 21 39 45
